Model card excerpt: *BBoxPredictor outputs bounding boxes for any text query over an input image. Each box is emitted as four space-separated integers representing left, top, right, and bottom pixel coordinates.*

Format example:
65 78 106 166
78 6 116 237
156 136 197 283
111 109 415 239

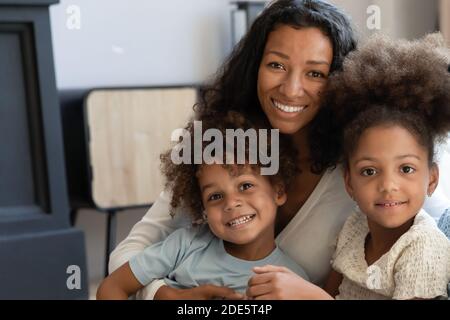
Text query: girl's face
197 164 286 250
344 125 439 230
257 25 333 135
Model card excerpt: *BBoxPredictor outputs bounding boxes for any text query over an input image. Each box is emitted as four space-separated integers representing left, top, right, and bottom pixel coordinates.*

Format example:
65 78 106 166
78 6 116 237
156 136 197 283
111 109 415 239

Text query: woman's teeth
273 100 306 113
227 214 255 227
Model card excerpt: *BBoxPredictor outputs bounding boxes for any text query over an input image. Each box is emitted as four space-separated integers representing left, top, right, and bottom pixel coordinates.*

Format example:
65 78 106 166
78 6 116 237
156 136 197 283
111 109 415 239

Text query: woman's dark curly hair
194 0 357 174
322 33 450 168
160 111 298 220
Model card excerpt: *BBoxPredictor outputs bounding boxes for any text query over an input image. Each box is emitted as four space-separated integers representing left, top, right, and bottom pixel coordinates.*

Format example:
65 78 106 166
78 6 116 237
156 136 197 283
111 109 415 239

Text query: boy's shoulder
168 223 216 248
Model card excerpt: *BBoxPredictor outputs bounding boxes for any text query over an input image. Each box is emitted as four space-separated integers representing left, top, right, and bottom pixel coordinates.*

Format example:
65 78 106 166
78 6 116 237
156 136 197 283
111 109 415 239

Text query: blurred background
1 0 449 299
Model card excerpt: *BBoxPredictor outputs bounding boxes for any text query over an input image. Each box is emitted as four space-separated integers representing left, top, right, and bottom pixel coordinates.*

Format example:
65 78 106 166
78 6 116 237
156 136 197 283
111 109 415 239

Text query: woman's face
257 25 333 135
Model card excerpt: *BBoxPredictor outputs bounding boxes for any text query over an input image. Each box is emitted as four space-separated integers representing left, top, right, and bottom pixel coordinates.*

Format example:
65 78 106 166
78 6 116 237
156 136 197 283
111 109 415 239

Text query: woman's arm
97 262 143 300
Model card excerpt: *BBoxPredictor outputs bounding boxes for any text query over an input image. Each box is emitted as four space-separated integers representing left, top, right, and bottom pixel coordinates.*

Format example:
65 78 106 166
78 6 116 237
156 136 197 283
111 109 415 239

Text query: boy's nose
224 196 243 212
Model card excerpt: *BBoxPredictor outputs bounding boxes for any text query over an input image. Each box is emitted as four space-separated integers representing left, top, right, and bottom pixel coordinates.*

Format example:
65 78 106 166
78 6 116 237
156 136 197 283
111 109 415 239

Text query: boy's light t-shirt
129 224 309 294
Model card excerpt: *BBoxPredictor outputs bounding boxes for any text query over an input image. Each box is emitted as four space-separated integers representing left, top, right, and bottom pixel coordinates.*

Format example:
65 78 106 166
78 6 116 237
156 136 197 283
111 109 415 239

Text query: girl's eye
268 62 286 71
308 71 325 78
239 183 254 191
208 193 222 201
401 166 415 174
361 168 377 176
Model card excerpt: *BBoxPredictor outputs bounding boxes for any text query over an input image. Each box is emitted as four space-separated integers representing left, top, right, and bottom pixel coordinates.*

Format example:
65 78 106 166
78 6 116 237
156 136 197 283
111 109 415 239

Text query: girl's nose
378 173 399 194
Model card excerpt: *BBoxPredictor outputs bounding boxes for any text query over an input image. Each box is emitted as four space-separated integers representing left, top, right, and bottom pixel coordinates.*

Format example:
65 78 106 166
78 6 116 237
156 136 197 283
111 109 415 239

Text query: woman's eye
208 193 222 201
361 168 377 176
308 71 325 78
401 166 415 174
239 183 254 191
268 62 286 71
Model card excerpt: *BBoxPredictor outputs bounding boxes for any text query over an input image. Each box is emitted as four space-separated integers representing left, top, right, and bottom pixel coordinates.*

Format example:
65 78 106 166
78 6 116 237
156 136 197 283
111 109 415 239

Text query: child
253 33 450 300
96 111 308 299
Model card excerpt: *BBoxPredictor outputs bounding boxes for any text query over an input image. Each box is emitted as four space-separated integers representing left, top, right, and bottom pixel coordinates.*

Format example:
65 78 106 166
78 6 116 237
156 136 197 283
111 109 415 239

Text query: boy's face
344 125 439 229
197 164 286 248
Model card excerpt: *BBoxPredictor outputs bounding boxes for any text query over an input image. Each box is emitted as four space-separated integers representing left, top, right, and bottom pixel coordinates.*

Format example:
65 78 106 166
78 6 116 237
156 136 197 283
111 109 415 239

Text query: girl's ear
344 168 355 201
274 183 287 206
427 163 439 197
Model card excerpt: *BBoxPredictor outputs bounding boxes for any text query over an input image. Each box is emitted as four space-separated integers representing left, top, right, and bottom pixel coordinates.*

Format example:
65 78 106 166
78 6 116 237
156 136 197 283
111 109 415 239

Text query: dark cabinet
0 0 87 299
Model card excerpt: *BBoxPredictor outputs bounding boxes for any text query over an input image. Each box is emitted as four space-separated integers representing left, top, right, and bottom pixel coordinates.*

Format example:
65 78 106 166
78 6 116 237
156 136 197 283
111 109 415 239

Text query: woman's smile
272 98 308 114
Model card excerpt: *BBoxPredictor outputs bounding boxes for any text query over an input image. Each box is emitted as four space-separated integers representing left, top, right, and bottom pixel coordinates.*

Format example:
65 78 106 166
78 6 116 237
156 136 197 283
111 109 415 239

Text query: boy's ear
427 163 439 196
344 168 355 201
274 183 287 206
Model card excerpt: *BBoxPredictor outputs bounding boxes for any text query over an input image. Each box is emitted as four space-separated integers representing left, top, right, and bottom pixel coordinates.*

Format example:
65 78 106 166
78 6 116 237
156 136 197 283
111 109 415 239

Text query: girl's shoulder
390 210 450 262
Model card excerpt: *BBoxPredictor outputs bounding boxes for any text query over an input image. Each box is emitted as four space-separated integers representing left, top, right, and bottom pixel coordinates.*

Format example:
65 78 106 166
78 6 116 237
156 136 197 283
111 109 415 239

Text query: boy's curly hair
322 33 450 166
160 111 298 220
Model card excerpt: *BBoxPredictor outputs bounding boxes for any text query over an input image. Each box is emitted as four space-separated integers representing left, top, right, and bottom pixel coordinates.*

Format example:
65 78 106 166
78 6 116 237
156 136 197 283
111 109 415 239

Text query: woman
109 0 450 299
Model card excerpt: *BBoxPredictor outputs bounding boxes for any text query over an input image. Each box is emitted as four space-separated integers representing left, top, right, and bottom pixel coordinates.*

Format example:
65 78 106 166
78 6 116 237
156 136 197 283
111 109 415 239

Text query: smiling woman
257 26 332 135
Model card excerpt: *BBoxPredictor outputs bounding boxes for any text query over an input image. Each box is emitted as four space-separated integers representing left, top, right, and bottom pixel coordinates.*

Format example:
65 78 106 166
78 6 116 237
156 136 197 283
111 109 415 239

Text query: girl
97 112 308 299
258 33 450 300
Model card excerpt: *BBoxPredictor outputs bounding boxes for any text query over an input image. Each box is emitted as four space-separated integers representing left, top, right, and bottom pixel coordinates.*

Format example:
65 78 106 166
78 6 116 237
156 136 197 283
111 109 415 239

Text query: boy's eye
361 168 377 176
207 193 222 201
401 166 415 174
239 183 254 191
268 62 286 71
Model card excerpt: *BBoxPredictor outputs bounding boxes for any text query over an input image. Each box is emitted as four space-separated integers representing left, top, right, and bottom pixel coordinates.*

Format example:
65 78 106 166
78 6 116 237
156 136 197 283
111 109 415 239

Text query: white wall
49 0 233 89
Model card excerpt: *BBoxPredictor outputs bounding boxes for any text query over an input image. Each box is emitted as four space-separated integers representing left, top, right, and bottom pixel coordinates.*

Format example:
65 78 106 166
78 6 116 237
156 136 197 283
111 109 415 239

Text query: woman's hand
246 265 333 300
155 284 244 300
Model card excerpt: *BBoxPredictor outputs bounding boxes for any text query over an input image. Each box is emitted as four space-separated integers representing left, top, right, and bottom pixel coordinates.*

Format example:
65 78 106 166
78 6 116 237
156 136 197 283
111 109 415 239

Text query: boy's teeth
273 100 306 113
228 214 255 227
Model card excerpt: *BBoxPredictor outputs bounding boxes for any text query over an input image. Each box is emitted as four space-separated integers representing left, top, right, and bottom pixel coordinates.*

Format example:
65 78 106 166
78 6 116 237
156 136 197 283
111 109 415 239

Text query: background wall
49 0 233 89
48 0 448 292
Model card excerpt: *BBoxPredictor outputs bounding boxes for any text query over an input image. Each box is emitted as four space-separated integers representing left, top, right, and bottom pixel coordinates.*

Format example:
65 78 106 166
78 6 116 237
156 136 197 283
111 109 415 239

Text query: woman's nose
279 72 305 99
